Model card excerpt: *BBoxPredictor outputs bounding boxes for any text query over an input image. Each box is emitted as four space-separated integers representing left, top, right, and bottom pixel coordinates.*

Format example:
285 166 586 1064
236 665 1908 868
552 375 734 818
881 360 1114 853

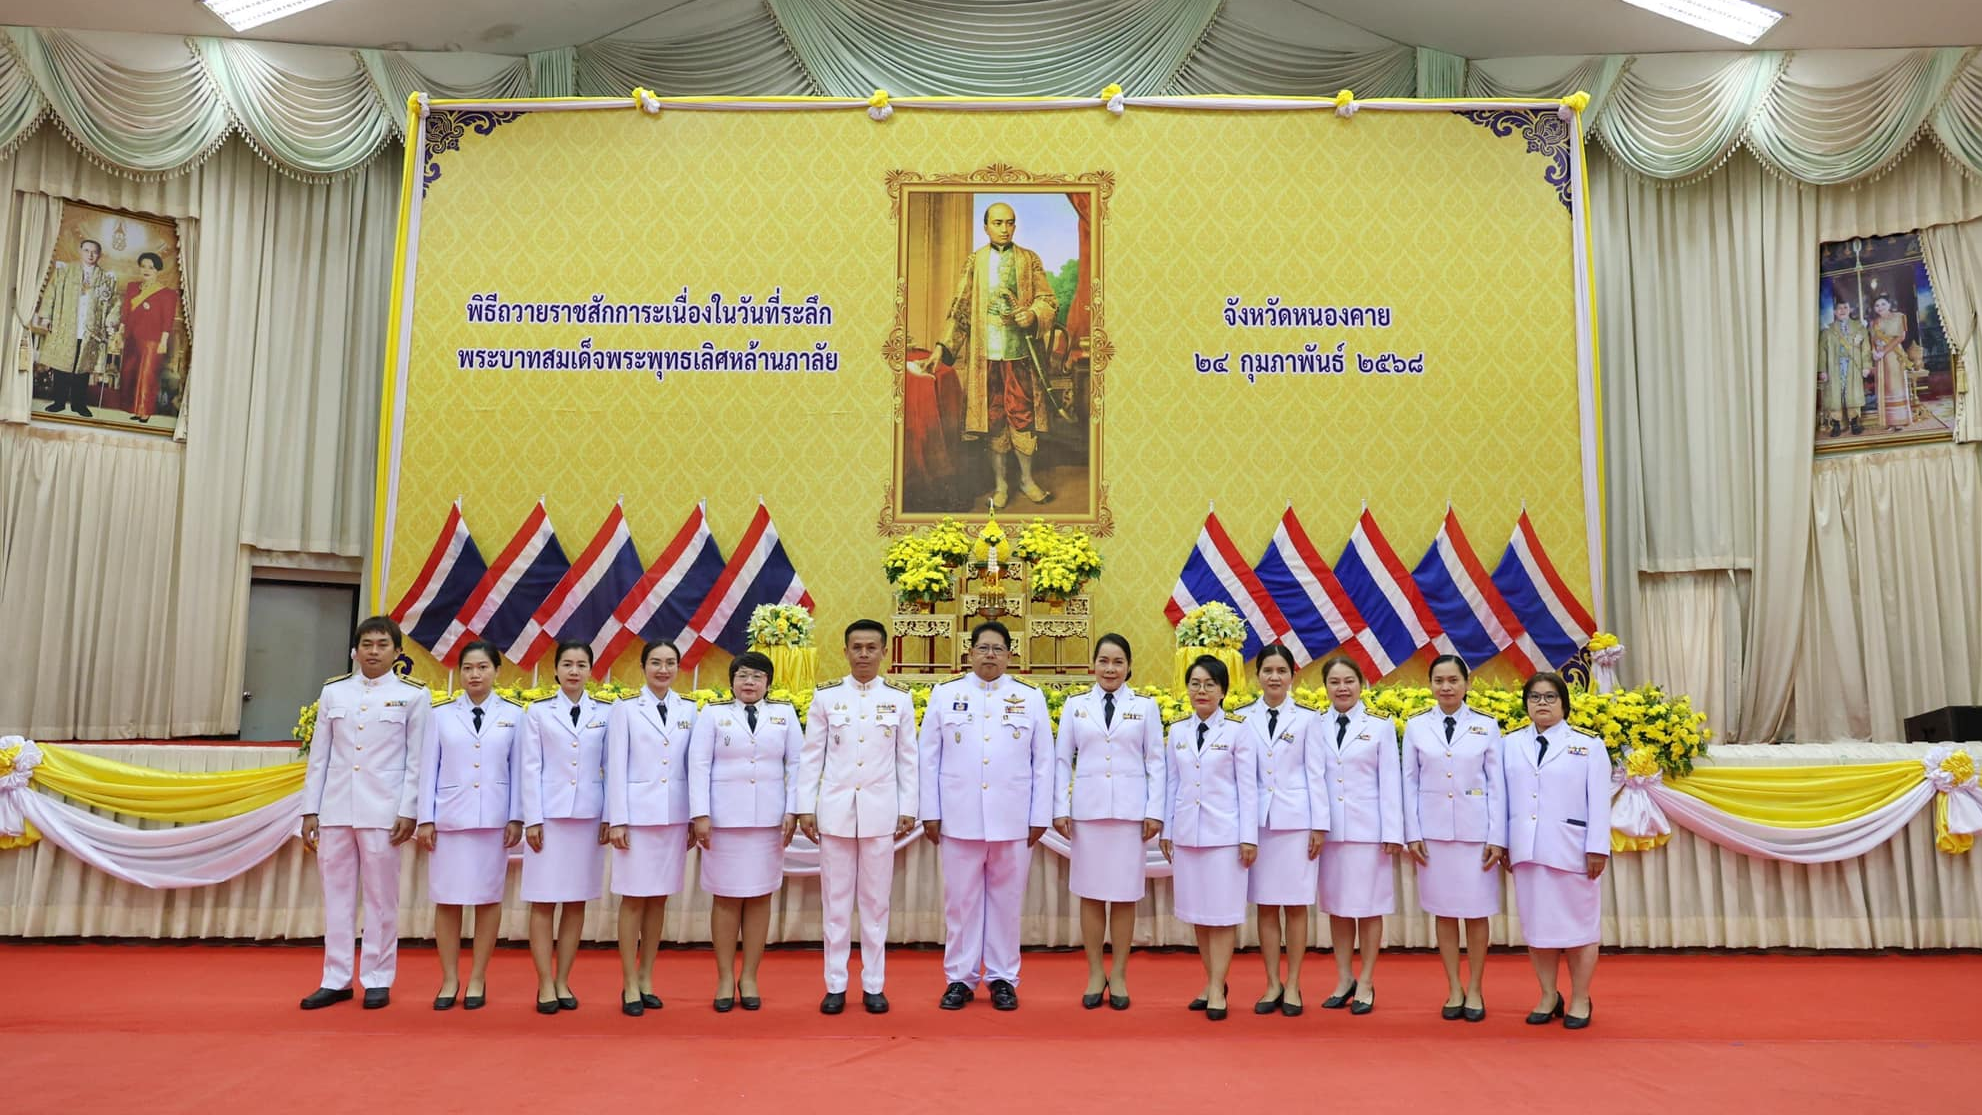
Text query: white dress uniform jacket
689 699 802 827
1319 701 1404 844
1162 711 1260 849
605 688 695 827
1401 705 1507 846
1239 697 1329 832
917 673 1054 840
519 691 611 824
1502 723 1613 872
418 693 523 830
796 677 919 838
1052 686 1165 822
304 672 428 827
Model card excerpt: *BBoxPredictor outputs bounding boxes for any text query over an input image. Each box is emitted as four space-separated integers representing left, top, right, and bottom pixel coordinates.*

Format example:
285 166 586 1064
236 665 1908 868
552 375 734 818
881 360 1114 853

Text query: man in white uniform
299 616 428 1010
919 620 1053 1010
795 619 919 1015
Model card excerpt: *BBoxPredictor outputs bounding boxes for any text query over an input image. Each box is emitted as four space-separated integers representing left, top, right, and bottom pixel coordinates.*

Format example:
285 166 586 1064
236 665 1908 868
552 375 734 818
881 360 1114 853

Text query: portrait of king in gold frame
890 171 1108 523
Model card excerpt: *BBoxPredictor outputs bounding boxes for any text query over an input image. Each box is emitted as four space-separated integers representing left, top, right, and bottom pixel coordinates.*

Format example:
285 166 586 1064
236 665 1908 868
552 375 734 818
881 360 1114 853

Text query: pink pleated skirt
427 827 509 906
611 823 690 898
699 825 784 898
1171 844 1249 926
520 818 605 903
1318 840 1394 918
1415 839 1503 919
1247 827 1320 905
1513 862 1601 948
1069 819 1148 902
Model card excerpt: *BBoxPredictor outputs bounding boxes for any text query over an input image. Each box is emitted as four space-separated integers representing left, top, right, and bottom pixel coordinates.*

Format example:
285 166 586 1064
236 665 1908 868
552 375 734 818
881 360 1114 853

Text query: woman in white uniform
1052 633 1164 1011
1239 644 1327 1017
520 639 611 1014
1503 670 1611 1030
605 639 696 1017
1160 655 1258 1022
1401 654 1505 1022
415 639 523 1011
1314 655 1402 1015
689 650 800 1012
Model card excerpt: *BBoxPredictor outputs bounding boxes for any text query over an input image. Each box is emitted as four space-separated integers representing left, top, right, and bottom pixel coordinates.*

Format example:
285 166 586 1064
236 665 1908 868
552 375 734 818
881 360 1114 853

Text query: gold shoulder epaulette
1226 712 1246 724
765 697 796 707
496 694 526 708
395 674 429 690
883 678 914 693
430 690 454 707
1006 676 1040 690
1570 725 1600 738
1409 706 1440 719
816 678 846 691
324 671 353 684
591 691 619 704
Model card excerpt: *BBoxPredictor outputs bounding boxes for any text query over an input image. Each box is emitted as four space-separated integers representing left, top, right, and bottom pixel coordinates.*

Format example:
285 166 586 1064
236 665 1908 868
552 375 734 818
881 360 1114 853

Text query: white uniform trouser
820 834 895 994
318 826 401 990
939 837 1031 987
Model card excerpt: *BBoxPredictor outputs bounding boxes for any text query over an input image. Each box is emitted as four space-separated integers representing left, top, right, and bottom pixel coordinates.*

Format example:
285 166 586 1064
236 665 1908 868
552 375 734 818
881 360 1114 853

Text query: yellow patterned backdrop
378 101 1594 686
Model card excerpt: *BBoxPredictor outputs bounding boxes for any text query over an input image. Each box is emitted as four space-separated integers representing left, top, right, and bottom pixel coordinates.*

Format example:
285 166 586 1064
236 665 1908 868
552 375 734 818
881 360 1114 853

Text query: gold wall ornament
112 219 127 251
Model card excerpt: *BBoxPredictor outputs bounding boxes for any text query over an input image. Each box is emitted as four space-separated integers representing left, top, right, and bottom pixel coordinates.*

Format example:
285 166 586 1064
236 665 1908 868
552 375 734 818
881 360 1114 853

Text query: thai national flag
432 500 570 666
1163 510 1289 658
1411 508 1545 675
1253 507 1382 677
595 502 728 674
513 502 645 669
389 501 488 654
1490 510 1597 670
1332 507 1452 677
683 502 814 669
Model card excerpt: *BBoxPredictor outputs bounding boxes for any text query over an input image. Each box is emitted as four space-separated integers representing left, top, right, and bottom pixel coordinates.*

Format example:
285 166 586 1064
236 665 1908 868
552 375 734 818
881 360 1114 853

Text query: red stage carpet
4 945 1976 1112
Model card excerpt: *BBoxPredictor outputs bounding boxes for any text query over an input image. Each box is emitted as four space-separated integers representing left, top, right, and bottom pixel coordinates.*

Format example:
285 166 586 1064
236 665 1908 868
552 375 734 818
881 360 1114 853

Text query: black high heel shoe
1441 1001 1465 1021
1463 1003 1486 1023
1187 982 1228 1012
536 997 560 1015
1082 991 1105 1009
1321 982 1356 1009
1563 999 1593 1030
1525 994 1565 1025
1349 987 1375 1015
1254 990 1284 1016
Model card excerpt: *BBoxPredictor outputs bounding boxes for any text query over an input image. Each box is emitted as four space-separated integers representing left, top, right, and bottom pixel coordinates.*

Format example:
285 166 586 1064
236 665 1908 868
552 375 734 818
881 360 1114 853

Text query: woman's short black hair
730 650 775 685
1187 653 1229 696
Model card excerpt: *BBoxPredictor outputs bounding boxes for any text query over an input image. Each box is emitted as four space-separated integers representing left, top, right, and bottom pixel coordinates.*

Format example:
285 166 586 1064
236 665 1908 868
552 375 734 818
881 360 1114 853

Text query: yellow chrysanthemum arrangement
746 603 814 648
1587 631 1621 651
1012 519 1104 601
1174 602 1246 651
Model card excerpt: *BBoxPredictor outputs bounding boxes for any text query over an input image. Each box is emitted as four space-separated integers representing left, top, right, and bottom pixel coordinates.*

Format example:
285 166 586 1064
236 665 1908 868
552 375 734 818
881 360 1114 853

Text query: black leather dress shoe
740 995 761 1011
1255 992 1283 1015
1188 982 1228 1011
1206 1004 1229 1021
1563 999 1593 1030
1109 993 1130 1011
622 998 645 1017
939 982 974 1010
463 994 486 1011
363 988 390 1010
713 997 735 1013
1321 985 1355 1009
1082 991 1105 1009
1525 994 1565 1025
434 993 457 1011
863 992 889 1014
989 979 1019 1011
1441 1003 1465 1021
299 987 353 1010
537 998 560 1015
557 995 578 1011
1280 999 1303 1017
1349 989 1375 1016
821 991 847 1015
1464 1004 1486 1023
641 993 662 1009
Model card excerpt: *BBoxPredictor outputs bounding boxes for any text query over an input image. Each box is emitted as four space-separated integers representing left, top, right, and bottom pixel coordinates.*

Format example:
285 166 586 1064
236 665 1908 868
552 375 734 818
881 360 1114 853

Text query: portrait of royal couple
32 216 184 429
1818 289 1919 440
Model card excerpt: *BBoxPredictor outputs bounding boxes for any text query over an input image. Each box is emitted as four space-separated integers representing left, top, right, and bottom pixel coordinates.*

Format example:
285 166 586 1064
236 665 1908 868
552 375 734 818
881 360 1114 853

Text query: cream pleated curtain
0 128 398 737
1592 145 1982 743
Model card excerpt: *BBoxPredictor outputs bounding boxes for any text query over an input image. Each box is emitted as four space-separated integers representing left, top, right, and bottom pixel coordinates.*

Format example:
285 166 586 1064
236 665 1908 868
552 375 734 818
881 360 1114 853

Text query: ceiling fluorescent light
1617 0 1784 45
201 0 343 34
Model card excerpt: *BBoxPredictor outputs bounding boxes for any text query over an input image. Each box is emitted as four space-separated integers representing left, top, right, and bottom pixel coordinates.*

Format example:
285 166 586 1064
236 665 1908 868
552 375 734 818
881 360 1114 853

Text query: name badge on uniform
770 715 788 726
1209 742 1230 751
587 719 607 729
1279 732 1295 743
385 699 407 708
878 704 897 715
496 719 514 728
1465 788 1486 796
952 700 969 711
1356 733 1371 742
1469 725 1488 735
676 720 692 730
1568 745 1589 756
1122 712 1142 721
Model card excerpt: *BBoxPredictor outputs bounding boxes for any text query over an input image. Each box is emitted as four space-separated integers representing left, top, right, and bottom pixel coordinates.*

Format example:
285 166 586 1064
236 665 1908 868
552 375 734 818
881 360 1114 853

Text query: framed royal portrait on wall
1815 231 1958 453
884 166 1111 530
28 201 191 437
